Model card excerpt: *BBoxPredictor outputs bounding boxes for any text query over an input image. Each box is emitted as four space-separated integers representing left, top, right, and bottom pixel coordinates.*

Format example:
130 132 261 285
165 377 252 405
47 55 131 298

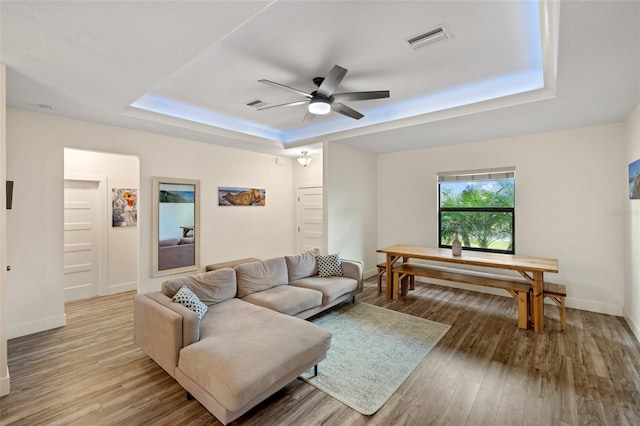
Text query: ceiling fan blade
257 100 308 110
316 65 347 97
332 90 390 102
302 110 315 123
258 79 312 98
332 102 364 120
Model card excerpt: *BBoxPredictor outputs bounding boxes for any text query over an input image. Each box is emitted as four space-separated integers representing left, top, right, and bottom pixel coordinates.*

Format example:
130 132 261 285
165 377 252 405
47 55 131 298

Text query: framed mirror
152 177 200 277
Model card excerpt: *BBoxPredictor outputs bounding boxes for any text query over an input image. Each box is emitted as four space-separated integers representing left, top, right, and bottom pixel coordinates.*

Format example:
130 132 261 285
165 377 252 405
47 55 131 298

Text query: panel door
64 180 100 301
296 186 324 253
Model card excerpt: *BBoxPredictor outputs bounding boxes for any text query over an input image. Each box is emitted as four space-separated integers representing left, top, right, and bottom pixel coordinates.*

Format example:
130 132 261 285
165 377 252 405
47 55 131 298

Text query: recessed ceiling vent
246 99 268 109
407 25 451 50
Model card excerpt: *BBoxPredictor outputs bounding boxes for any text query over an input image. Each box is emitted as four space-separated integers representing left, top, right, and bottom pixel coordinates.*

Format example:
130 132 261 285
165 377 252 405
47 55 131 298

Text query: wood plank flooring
2 278 640 425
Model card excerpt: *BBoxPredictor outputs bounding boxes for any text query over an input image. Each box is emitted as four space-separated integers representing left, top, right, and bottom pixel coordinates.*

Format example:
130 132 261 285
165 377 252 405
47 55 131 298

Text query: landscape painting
630 159 640 199
218 187 265 206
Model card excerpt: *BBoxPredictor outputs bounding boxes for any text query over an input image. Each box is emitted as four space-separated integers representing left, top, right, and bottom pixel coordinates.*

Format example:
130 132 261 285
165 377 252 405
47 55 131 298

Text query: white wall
64 148 140 295
6 109 294 338
159 204 194 240
0 65 10 396
624 103 640 340
378 123 626 315
292 150 323 188
325 142 378 277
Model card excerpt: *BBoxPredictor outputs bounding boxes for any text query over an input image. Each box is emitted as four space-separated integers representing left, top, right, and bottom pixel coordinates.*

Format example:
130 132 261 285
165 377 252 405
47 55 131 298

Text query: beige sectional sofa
133 251 363 424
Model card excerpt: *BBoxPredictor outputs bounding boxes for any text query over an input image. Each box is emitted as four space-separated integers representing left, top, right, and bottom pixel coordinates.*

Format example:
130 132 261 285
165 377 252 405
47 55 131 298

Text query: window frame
437 168 516 255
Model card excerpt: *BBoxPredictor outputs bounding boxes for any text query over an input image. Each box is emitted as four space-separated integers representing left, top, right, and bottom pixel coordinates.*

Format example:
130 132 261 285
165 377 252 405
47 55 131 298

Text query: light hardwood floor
2 278 640 425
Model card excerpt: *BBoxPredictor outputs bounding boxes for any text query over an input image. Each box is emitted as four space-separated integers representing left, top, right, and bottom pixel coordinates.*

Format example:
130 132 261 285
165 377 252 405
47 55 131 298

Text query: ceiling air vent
246 99 268 109
407 25 451 50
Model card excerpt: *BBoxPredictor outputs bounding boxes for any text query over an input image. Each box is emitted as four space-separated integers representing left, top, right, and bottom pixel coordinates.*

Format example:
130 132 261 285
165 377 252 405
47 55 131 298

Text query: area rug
301 302 450 415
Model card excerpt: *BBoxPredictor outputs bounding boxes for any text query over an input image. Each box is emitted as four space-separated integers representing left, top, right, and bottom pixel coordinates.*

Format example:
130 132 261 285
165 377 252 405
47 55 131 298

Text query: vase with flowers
450 221 462 256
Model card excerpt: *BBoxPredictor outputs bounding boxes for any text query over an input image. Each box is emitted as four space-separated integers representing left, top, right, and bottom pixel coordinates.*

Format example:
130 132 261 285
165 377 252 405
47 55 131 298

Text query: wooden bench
392 263 531 329
543 282 567 333
378 262 414 294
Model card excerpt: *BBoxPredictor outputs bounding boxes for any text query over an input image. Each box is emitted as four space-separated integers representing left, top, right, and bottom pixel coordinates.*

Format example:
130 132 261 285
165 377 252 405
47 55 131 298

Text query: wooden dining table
377 244 559 333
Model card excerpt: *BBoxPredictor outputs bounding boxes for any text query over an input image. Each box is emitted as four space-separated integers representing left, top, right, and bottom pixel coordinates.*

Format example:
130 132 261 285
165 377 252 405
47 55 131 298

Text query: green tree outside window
439 178 515 254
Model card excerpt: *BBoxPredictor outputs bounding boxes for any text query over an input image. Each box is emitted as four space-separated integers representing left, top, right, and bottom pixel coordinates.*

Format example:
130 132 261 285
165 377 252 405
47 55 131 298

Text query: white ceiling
1 1 638 157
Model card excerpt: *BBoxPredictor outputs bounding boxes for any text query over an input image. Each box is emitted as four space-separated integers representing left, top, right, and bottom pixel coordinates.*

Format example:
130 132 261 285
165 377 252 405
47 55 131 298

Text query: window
438 168 515 254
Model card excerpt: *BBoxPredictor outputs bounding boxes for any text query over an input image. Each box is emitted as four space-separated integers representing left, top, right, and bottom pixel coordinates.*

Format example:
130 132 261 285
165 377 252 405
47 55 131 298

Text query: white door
64 180 100 301
296 186 324 253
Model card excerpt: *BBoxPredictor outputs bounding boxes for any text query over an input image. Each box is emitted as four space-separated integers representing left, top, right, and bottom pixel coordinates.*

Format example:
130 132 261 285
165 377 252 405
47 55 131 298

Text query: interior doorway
64 148 140 301
296 186 324 253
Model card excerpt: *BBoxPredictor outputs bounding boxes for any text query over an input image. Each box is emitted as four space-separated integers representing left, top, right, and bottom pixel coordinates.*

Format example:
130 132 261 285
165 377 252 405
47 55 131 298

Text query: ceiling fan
257 65 390 122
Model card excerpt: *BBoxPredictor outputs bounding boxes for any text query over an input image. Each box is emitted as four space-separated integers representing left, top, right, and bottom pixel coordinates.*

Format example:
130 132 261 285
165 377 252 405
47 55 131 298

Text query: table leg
385 254 400 299
393 271 400 300
385 255 393 299
532 271 544 333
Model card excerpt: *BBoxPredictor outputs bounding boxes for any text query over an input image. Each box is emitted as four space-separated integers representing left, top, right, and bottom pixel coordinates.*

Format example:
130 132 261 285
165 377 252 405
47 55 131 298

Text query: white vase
452 236 462 256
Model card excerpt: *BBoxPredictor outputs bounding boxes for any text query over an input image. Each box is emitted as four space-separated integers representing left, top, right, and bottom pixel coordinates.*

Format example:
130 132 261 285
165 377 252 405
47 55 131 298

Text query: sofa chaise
133 251 363 424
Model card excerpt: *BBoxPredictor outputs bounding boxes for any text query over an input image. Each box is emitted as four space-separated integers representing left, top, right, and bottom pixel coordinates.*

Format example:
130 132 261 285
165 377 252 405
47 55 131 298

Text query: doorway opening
64 148 140 302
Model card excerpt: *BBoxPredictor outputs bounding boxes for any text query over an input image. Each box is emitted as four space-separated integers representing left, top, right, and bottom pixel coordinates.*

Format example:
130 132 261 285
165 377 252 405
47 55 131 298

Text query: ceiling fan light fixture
308 98 331 115
297 151 312 167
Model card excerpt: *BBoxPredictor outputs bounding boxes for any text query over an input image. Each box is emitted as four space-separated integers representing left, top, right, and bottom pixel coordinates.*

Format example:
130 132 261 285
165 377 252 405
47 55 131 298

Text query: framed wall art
218 187 265 206
629 159 640 199
112 188 138 227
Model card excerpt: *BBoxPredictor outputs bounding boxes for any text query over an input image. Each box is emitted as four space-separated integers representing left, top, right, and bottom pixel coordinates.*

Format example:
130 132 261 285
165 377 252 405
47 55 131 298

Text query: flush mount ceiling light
297 151 312 167
308 98 331 115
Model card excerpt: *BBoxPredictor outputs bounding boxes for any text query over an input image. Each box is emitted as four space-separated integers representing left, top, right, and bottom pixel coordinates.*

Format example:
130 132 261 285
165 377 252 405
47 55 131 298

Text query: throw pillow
317 253 343 277
172 285 208 319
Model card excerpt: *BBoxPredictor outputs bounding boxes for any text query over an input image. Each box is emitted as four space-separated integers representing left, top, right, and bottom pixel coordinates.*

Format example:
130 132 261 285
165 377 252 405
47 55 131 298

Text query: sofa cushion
178 299 331 413
317 253 343 277
161 268 237 306
240 285 323 316
172 285 208 320
159 238 180 247
289 276 358 305
284 249 319 281
235 257 288 298
179 237 194 245
205 257 260 271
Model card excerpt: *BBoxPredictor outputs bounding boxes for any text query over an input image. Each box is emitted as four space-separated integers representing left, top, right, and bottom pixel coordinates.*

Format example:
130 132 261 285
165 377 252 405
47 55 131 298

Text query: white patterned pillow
172 285 208 319
316 253 343 277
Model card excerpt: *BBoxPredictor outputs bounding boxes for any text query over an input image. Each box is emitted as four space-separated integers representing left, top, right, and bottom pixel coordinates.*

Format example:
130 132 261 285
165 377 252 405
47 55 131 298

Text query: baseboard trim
363 268 378 280
0 366 9 396
623 310 640 344
567 296 622 317
8 313 67 339
107 281 137 295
